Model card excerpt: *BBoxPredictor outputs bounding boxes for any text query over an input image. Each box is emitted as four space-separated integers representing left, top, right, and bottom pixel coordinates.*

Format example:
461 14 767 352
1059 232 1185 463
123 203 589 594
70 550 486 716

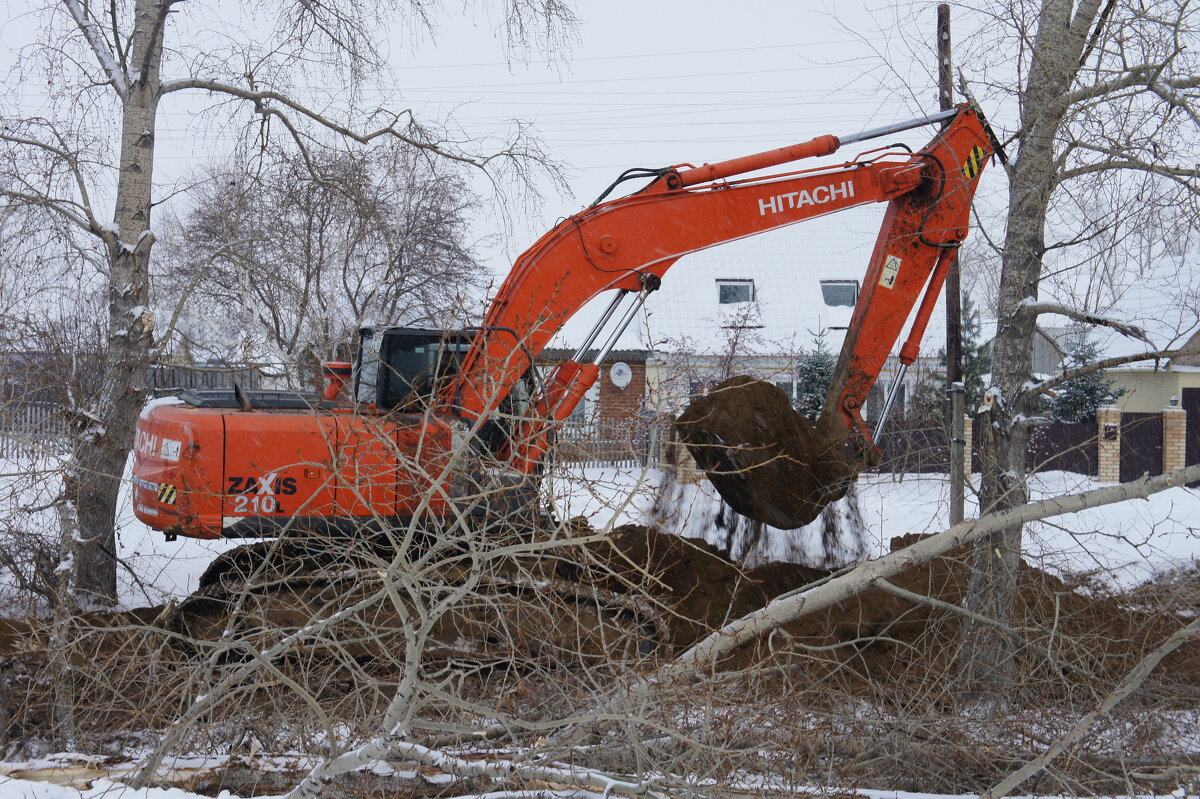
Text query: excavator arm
444 103 998 472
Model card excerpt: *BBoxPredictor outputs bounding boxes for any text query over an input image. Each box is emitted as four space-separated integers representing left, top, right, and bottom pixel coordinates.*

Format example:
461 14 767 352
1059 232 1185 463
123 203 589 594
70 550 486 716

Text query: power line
379 39 864 71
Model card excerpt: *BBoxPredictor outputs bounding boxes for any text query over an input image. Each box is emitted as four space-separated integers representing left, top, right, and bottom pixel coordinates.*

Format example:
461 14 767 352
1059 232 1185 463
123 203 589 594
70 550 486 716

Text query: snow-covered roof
1086 272 1200 359
978 255 1200 368
550 204 952 359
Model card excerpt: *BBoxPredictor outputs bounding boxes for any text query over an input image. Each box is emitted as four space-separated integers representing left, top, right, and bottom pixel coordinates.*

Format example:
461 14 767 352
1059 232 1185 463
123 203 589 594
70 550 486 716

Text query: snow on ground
551 466 1200 587
856 470 1200 588
2 456 1197 608
0 454 251 612
112 465 248 607
543 463 663 530
0 766 1192 799
0 776 206 799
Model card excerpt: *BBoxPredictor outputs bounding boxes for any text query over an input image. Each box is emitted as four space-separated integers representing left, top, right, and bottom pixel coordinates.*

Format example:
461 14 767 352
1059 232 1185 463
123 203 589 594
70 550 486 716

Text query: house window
717 279 755 304
820 279 858 307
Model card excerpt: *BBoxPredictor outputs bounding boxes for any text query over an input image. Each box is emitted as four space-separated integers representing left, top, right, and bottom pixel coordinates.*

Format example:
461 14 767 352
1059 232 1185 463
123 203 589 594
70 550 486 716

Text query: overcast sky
388 1 955 256
2 0 961 259
378 1 971 346
2 0 1006 352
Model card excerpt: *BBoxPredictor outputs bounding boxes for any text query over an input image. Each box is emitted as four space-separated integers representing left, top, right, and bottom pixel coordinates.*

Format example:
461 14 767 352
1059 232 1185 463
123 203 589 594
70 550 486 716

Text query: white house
552 203 950 422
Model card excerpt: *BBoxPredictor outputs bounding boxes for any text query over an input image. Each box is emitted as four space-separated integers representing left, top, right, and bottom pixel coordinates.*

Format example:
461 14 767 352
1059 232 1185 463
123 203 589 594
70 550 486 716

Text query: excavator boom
447 103 997 474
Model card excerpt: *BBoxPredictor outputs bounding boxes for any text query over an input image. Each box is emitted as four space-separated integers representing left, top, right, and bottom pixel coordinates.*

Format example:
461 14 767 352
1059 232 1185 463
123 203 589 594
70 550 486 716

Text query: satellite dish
610 361 632 389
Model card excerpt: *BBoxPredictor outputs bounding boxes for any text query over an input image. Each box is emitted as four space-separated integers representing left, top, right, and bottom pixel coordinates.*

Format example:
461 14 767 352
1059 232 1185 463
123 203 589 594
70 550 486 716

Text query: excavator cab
355 327 472 411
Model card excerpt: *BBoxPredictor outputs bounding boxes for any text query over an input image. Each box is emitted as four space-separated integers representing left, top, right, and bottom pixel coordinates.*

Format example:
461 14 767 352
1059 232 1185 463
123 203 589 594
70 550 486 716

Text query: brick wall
1097 406 1122 483
963 415 973 468
1163 406 1186 473
598 361 646 420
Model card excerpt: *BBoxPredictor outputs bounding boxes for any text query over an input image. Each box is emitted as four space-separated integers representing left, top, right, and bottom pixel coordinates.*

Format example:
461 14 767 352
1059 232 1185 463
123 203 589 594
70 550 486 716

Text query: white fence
0 402 69 460
555 418 662 469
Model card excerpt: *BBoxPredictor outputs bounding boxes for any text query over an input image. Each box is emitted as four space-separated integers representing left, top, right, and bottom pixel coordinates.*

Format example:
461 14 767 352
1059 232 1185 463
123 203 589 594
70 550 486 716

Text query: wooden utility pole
939 3 967 525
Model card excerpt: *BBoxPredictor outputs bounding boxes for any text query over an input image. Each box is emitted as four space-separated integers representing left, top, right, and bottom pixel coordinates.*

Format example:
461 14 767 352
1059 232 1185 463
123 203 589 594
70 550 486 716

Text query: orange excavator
132 102 999 544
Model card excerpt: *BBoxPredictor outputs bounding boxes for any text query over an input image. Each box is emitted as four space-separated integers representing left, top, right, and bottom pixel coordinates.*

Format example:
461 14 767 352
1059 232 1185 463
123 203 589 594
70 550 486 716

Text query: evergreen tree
1049 335 1125 423
795 329 836 420
938 294 991 411
905 368 948 427
960 295 992 411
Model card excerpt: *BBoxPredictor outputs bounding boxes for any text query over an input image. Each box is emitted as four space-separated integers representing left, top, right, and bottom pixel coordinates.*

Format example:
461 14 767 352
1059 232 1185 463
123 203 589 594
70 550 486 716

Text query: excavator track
166 531 672 665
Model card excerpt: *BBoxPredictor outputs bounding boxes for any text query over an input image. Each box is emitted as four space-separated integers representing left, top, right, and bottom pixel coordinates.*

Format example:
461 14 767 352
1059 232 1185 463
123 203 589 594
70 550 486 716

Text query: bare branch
1017 299 1152 343
1060 69 1200 108
160 79 496 171
981 614 1200 799
0 125 108 238
1059 140 1200 188
0 184 93 234
1078 0 1118 67
1028 344 1200 396
134 0 176 88
60 0 128 96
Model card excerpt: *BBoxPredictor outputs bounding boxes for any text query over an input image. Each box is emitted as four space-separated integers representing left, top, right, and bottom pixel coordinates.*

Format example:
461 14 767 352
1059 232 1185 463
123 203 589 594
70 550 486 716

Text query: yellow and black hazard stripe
157 483 178 505
961 145 987 180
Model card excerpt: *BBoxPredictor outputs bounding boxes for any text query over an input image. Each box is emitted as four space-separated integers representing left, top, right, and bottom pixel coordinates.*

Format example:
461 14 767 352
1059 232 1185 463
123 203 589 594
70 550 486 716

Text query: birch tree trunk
959 0 1105 695
63 0 165 606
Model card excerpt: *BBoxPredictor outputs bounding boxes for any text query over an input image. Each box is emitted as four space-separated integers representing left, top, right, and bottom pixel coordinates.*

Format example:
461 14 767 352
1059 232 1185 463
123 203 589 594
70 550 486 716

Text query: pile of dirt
675 376 854 529
569 523 829 646
1 524 1197 732
581 526 1200 692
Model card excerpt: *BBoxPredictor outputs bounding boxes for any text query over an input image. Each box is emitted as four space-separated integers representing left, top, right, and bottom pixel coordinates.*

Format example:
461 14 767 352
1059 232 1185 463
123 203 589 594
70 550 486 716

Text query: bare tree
0 0 576 606
940 0 1200 694
157 143 485 386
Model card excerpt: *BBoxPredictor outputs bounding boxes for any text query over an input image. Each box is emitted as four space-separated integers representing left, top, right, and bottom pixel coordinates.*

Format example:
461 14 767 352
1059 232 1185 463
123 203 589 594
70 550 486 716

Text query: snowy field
0 453 248 611
550 464 1200 588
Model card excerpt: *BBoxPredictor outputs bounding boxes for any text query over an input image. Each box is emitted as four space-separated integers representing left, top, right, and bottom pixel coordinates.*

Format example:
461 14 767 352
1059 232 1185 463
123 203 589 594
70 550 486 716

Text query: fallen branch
980 613 1200 798
1027 344 1200 397
391 741 664 799
650 463 1200 686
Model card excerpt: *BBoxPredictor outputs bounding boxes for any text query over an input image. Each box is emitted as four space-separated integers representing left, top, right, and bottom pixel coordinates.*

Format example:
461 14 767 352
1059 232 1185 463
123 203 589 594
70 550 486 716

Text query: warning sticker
961 145 987 180
879 254 902 289
157 483 178 505
160 438 182 462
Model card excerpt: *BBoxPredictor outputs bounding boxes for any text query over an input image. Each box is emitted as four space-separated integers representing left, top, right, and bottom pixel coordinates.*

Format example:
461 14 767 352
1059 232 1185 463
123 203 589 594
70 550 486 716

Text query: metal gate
1120 411 1163 482
1184 388 1200 486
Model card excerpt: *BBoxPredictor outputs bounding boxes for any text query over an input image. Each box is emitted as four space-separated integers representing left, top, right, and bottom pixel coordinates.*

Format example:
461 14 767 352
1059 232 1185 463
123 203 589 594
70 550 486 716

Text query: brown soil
0 525 1196 749
675 376 853 529
581 526 1200 692
3 528 1197 689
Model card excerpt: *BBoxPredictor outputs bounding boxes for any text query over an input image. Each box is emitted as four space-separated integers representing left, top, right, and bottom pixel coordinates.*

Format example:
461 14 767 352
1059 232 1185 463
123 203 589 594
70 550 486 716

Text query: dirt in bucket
675 375 855 529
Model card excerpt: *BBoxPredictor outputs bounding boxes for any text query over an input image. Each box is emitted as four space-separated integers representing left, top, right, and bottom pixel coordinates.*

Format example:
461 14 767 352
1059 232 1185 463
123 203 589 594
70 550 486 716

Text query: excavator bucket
675 376 854 529
670 105 999 528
